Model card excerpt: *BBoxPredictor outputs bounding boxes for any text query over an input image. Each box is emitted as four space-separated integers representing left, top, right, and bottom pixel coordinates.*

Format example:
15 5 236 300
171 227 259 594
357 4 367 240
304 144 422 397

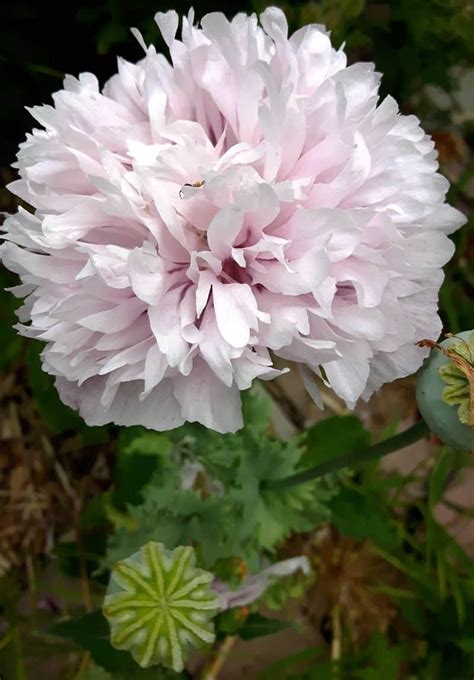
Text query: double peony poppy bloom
0 8 465 432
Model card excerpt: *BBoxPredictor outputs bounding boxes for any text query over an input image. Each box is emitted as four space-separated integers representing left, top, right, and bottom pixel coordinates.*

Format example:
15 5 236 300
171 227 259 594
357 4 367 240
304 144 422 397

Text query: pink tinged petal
94 318 151 350
142 343 169 396
232 349 288 390
154 10 179 48
52 327 96 353
179 286 204 343
333 130 371 194
83 246 130 289
199 312 233 387
291 336 338 361
79 298 145 333
128 244 166 305
275 176 313 203
231 248 246 267
52 295 112 322
420 205 466 235
42 200 121 246
212 282 259 348
0 242 82 284
173 359 243 433
98 338 153 375
252 248 330 295
299 365 324 410
313 276 337 317
150 186 190 251
195 269 216 317
278 106 307 180
155 222 190 263
306 183 348 209
1 208 46 250
332 259 389 307
215 143 265 170
239 182 280 232
292 136 349 180
200 12 242 72
207 206 245 259
176 192 220 232
57 376 184 430
332 304 385 341
100 371 127 409
323 352 370 405
256 292 311 349
260 6 289 40
404 232 455 272
200 173 233 207
243 236 289 265
279 208 363 261
148 289 190 369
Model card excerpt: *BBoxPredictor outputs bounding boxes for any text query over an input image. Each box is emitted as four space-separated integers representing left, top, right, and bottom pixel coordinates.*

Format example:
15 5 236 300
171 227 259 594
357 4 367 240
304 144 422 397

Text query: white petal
173 360 242 433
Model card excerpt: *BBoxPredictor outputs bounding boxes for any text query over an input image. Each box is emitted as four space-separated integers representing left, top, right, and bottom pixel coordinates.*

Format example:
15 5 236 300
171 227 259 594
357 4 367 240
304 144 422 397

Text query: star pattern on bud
103 542 221 672
439 330 474 427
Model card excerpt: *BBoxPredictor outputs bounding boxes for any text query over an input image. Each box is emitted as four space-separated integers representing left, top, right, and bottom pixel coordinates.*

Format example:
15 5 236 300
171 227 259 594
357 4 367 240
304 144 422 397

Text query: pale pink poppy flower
0 8 465 432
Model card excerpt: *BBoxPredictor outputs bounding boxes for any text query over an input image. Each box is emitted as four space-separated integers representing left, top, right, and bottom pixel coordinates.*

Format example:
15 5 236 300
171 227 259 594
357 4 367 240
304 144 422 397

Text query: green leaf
398 600 428 635
26 341 86 434
0 319 23 371
84 660 186 679
113 429 173 507
0 271 24 371
105 390 338 574
329 487 399 551
430 597 474 646
258 646 324 680
84 663 112 680
457 638 474 652
52 611 137 673
241 387 271 434
302 415 370 467
353 633 405 680
117 429 173 458
238 613 290 641
428 448 455 508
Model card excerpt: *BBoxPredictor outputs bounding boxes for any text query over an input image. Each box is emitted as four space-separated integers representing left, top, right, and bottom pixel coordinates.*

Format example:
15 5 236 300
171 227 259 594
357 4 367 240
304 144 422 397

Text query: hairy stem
12 625 27 680
331 604 342 664
200 635 238 680
267 419 430 490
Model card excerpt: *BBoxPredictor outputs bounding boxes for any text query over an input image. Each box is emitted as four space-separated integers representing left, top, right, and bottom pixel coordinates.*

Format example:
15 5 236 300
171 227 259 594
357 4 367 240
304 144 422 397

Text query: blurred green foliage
104 390 341 571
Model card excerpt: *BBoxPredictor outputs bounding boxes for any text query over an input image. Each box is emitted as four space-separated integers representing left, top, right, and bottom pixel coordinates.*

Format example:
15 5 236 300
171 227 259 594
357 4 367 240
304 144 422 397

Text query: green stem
268 419 430 490
12 625 27 680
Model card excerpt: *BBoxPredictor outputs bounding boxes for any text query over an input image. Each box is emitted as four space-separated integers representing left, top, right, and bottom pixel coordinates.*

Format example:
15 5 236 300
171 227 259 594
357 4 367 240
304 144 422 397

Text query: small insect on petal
179 180 206 199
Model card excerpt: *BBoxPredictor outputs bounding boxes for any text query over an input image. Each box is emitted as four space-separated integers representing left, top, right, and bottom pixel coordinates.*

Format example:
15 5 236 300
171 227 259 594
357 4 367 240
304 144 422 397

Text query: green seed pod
416 331 474 451
103 542 221 672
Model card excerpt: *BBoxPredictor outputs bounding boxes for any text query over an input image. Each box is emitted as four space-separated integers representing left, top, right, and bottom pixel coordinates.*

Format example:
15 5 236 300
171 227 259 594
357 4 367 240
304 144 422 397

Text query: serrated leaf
302 415 371 467
329 487 399 551
241 387 271 434
238 613 290 640
52 611 137 673
26 341 87 434
428 448 455 508
113 430 173 507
